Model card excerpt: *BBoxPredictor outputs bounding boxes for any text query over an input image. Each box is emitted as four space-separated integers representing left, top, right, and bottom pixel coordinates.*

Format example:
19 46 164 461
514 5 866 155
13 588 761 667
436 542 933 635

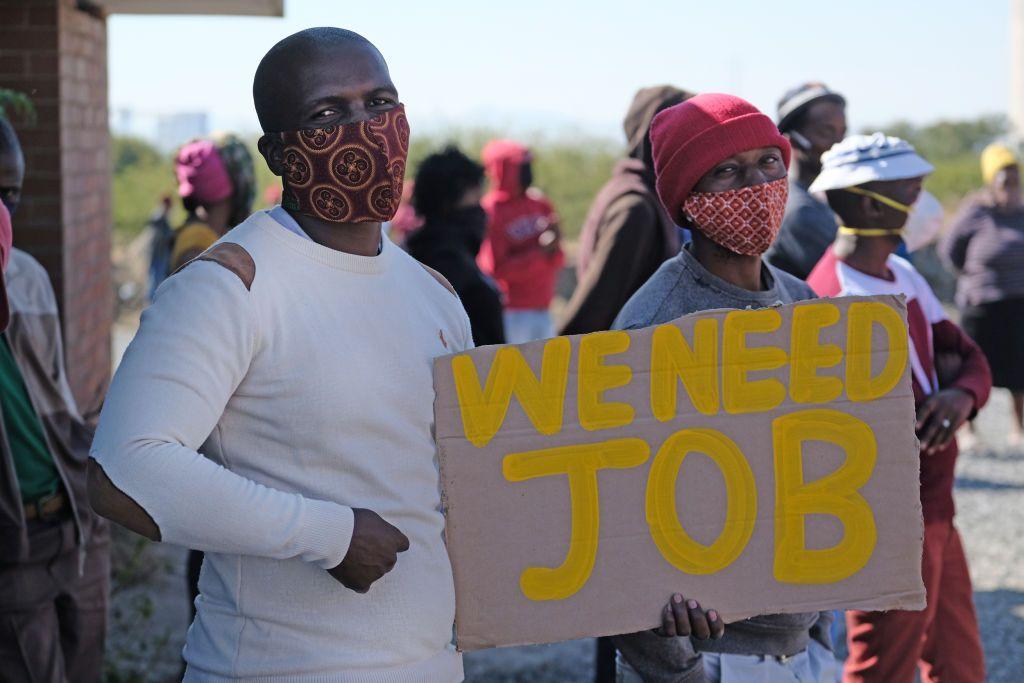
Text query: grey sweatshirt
611 245 833 681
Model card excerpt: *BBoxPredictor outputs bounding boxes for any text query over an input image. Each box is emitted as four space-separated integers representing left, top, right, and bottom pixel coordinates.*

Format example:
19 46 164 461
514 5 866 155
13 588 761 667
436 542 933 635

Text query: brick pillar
0 0 111 417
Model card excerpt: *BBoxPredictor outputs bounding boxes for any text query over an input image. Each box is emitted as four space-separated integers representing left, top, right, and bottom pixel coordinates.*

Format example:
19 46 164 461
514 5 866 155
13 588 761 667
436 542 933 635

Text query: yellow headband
981 143 1018 185
844 186 913 213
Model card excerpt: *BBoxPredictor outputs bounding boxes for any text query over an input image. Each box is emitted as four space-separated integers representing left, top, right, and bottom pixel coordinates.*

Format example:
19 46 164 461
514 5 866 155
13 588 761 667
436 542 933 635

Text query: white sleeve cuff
302 499 356 570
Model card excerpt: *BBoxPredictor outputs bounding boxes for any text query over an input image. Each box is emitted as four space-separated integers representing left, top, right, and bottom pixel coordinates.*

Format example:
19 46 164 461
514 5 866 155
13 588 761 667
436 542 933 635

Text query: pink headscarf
175 140 233 205
0 201 12 331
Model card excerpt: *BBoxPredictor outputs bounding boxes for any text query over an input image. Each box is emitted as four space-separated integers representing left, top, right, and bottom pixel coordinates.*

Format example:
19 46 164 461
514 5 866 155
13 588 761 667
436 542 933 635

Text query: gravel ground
950 389 1024 683
105 324 1024 683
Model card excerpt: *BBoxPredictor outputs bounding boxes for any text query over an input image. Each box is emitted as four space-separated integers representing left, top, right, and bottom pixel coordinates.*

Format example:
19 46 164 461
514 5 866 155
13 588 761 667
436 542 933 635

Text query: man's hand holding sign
433 295 926 650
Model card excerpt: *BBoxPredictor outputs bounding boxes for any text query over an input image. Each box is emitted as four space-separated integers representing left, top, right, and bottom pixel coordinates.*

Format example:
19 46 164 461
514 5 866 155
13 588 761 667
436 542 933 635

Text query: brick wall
0 0 111 416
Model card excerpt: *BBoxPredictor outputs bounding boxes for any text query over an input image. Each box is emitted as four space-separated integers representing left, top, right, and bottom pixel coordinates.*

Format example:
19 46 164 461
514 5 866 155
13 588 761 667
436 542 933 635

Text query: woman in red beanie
611 94 837 683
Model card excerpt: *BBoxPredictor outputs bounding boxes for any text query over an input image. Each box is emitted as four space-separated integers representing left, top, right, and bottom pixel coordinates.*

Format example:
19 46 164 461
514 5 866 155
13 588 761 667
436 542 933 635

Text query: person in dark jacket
765 82 846 279
407 146 505 346
558 85 691 336
941 143 1024 446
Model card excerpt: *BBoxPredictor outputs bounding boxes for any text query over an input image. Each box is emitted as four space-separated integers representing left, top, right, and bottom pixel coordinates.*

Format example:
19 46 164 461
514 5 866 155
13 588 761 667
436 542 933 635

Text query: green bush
0 88 37 126
113 114 1010 242
112 136 165 174
864 115 1010 209
111 137 175 238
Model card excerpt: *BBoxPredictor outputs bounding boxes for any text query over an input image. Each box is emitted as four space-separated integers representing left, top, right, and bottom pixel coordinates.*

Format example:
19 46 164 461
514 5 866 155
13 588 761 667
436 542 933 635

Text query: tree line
111 115 1013 242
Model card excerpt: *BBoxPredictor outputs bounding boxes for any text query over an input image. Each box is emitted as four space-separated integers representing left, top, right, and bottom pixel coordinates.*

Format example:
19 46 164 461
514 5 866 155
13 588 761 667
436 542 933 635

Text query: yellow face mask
838 186 914 236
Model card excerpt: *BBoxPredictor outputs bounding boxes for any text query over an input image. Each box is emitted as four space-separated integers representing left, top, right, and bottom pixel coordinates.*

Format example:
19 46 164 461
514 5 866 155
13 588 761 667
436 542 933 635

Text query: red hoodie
478 140 565 310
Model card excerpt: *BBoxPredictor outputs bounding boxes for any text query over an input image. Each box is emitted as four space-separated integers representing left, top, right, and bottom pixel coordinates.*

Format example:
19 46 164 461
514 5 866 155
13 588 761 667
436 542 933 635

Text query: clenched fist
328 508 409 593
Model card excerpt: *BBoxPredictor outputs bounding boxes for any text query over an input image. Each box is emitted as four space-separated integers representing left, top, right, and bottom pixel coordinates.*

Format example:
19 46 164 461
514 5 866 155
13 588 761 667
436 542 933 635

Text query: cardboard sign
433 295 926 651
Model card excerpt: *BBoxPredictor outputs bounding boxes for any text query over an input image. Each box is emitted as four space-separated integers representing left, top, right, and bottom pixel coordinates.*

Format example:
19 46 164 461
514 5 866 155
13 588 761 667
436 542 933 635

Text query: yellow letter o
645 429 757 574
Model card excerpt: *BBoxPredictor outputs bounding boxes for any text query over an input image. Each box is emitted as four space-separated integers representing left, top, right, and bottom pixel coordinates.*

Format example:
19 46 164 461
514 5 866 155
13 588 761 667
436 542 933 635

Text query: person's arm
492 238 551 285
540 204 564 257
461 279 504 345
21 255 95 429
490 207 563 288
612 594 723 683
939 204 983 273
88 460 160 539
481 215 509 278
89 261 356 570
917 319 992 453
559 196 658 335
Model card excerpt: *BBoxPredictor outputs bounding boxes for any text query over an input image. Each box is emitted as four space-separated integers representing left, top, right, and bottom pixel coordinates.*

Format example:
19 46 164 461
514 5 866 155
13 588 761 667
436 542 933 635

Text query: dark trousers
0 516 110 683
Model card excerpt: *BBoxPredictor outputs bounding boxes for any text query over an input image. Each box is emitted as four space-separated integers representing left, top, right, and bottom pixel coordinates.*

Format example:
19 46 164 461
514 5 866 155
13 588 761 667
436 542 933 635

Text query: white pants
504 308 554 344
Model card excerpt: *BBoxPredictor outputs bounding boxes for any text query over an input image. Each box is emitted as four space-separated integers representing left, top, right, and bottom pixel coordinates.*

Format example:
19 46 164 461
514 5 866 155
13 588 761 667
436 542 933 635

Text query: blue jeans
504 308 554 344
703 640 838 682
618 640 838 683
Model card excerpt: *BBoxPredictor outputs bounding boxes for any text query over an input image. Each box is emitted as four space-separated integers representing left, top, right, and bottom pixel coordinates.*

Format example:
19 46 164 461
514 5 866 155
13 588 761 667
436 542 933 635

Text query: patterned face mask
683 176 789 256
279 105 410 223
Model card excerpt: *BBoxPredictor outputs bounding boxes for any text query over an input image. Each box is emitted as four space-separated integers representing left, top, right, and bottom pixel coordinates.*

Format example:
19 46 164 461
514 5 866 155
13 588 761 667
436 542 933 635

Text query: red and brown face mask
279 104 410 223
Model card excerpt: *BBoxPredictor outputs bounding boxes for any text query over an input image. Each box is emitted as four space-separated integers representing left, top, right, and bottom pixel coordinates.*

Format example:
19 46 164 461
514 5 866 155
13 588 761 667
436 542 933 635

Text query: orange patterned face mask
682 176 789 255
278 105 410 223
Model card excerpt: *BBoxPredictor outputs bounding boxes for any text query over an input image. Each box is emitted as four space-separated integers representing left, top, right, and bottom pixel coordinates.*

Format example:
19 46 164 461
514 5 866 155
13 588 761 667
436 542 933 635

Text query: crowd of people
0 23 1022 683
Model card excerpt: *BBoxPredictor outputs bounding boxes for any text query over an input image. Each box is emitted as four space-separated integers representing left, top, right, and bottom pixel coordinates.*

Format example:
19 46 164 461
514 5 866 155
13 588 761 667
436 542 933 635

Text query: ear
258 133 285 178
861 194 886 222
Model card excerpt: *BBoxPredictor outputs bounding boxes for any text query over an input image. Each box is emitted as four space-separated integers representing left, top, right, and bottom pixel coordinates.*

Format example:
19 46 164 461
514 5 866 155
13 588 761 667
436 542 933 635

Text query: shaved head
0 116 20 157
253 27 395 133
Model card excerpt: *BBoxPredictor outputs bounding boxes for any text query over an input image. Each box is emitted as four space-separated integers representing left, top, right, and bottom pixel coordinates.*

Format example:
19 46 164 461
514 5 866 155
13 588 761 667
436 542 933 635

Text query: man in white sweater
88 28 471 681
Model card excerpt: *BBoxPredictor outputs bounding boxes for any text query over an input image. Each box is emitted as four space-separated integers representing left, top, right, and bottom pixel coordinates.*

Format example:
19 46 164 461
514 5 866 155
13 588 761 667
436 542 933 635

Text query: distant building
156 111 209 152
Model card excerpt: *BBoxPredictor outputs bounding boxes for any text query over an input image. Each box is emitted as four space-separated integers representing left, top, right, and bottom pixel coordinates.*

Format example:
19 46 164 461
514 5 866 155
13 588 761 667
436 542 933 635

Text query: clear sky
108 0 1010 142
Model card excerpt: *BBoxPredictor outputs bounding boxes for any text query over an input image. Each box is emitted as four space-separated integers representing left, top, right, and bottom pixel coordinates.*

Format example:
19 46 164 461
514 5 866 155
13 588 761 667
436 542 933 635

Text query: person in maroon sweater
806 134 992 683
477 139 564 343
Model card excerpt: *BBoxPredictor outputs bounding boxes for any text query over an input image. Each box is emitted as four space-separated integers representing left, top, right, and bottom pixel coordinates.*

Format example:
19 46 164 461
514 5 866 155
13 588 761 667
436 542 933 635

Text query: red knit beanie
650 93 791 222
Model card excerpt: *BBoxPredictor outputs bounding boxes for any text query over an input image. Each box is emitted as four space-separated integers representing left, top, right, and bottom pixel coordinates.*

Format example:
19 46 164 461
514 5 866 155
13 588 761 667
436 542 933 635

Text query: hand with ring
916 388 974 455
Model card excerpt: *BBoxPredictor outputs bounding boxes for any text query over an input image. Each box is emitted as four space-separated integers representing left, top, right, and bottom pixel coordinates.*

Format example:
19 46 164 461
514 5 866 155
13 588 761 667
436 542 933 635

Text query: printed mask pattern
683 176 789 256
280 105 410 223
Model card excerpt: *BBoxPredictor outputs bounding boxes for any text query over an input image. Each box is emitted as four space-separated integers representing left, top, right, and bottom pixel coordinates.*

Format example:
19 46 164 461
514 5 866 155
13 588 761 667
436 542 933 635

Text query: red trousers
844 520 984 683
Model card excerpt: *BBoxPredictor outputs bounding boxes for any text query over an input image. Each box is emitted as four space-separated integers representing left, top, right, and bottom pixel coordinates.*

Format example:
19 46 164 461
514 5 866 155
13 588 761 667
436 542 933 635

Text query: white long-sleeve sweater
92 211 471 682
